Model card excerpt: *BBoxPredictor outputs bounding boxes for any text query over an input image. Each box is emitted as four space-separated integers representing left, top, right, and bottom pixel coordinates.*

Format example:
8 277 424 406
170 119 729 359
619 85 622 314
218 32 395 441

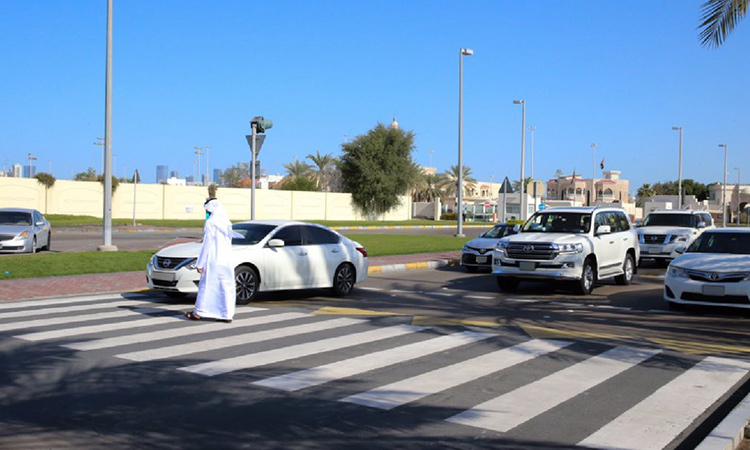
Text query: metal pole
736 167 741 225
591 143 597 205
251 123 257 220
457 49 464 237
100 0 115 251
502 181 507 222
133 169 137 229
720 144 728 227
519 102 526 220
206 145 210 185
530 125 535 212
678 128 683 208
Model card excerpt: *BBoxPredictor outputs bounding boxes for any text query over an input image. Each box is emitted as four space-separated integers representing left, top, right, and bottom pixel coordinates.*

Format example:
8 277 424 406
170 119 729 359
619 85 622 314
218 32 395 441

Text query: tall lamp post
99 0 116 251
513 100 526 220
27 153 37 178
719 144 728 227
529 125 536 212
735 167 741 225
194 147 203 186
456 47 473 237
672 126 683 208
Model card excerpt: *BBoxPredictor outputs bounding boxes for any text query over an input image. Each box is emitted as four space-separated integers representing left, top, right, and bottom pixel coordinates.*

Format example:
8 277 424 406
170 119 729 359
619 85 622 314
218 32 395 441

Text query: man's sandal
184 311 201 321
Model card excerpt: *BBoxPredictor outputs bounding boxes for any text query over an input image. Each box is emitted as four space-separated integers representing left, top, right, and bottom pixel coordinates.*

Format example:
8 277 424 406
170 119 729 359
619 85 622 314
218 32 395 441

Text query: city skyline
1 2 748 190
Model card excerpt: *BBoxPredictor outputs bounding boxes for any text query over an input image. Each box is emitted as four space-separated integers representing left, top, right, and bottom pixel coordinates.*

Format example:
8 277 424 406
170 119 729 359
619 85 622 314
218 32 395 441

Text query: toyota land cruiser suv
636 209 714 266
492 206 639 295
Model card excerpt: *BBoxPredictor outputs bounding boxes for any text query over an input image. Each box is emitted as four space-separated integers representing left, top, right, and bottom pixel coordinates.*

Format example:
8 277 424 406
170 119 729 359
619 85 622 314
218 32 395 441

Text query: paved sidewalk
0 251 460 302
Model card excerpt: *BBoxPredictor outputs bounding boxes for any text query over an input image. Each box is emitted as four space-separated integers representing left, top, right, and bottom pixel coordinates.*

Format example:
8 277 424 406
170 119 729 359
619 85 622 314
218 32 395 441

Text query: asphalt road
1 266 748 449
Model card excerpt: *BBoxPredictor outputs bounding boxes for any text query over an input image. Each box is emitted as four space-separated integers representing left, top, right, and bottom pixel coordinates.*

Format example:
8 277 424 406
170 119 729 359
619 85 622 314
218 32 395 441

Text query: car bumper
492 254 582 280
664 276 750 309
146 262 200 294
639 243 684 260
461 251 493 268
0 238 33 253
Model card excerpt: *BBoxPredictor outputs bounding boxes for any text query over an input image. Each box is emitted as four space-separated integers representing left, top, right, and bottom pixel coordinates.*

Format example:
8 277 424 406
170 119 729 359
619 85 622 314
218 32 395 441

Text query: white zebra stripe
340 339 571 410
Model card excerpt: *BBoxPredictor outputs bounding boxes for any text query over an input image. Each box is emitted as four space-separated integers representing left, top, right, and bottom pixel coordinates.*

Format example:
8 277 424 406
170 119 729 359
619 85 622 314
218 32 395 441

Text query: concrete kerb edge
694 392 750 450
368 258 459 275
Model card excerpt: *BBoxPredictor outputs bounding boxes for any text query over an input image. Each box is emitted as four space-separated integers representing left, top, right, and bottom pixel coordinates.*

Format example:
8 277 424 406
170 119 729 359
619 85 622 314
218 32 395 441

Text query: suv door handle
331 249 340 253
298 251 308 256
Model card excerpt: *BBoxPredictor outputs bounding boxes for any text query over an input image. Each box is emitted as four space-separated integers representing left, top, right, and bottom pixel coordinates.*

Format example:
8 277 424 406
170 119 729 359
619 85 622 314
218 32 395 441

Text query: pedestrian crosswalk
2 293 749 450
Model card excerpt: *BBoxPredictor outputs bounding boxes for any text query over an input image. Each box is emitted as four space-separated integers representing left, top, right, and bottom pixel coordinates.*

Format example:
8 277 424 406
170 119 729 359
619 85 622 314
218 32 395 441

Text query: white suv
492 206 640 295
637 210 714 266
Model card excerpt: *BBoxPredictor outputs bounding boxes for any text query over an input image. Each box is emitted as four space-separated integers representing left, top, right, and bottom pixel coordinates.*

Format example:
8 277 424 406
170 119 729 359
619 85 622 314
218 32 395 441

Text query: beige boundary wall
0 178 411 222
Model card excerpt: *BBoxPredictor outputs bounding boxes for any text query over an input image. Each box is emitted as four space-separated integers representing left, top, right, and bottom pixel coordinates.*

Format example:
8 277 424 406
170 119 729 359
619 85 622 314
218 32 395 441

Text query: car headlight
495 241 510 255
668 234 690 243
18 231 30 239
668 265 688 279
462 245 470 252
556 243 583 254
185 258 198 270
743 273 750 281
150 254 158 266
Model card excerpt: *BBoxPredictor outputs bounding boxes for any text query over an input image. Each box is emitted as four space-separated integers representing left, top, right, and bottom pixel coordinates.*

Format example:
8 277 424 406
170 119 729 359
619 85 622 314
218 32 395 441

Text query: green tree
283 160 314 179
97 174 120 194
74 167 98 181
412 172 447 202
340 122 420 217
636 183 656 207
306 151 339 192
438 165 476 198
699 0 748 48
34 172 56 214
222 162 251 188
512 177 534 193
681 179 710 201
279 176 319 191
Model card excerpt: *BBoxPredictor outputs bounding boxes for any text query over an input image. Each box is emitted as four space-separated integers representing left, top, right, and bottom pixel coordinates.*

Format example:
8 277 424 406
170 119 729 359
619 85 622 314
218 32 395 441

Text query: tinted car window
642 214 692 227
0 212 32 225
304 226 340 245
231 223 277 245
523 212 590 233
482 225 511 238
688 232 750 254
615 211 630 232
272 225 304 246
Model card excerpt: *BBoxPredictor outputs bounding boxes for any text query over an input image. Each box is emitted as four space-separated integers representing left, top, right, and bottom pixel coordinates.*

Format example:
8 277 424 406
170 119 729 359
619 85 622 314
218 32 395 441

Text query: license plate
476 256 487 264
519 261 535 271
151 271 175 282
702 285 725 296
648 247 661 254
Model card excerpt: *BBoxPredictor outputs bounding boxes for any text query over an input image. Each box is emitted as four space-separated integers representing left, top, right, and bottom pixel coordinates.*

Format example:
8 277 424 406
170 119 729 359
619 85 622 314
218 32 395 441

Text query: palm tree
34 172 56 214
283 160 314 179
512 177 534 193
438 165 476 198
306 151 336 191
412 173 447 202
699 0 748 48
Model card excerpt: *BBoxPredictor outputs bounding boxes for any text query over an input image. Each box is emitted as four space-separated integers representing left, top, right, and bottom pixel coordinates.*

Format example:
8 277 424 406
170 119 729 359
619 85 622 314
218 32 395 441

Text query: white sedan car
147 220 368 303
460 223 519 272
664 228 750 310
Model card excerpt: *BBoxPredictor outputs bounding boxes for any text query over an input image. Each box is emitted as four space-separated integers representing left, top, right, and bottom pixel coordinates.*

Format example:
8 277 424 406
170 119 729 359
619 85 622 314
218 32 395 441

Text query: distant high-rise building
170 170 179 179
22 165 36 178
11 164 22 177
213 168 222 184
156 165 169 184
185 175 194 184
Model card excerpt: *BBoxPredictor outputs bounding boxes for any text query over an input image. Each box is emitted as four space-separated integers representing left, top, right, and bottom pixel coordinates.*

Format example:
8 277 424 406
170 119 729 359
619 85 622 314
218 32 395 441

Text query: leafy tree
74 167 98 181
512 177 534 193
699 0 748 48
682 179 710 201
34 172 56 214
340 122 420 217
97 174 120 193
636 184 656 207
279 176 319 191
222 162 251 188
283 160 314 179
438 165 476 198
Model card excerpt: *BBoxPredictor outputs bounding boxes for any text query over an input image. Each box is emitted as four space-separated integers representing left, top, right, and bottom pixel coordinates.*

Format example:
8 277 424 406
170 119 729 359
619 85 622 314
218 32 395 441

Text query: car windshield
0 212 32 226
642 214 693 227
231 223 277 245
522 212 591 233
481 225 512 238
686 232 750 255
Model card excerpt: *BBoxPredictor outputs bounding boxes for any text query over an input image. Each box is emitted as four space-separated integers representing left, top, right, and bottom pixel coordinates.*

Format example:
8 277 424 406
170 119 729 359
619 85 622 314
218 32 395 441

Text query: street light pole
735 167 740 225
99 0 116 251
719 144 728 227
591 143 597 205
27 153 37 178
194 147 203 186
513 100 526 220
529 125 536 212
672 126 683 208
456 47 473 237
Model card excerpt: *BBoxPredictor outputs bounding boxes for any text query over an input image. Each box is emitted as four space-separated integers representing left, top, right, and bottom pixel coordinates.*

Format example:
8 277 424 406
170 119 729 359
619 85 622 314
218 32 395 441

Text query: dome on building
390 117 399 130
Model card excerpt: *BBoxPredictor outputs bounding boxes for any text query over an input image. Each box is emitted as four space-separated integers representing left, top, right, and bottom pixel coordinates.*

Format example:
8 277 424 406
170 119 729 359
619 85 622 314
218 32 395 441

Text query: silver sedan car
0 208 52 253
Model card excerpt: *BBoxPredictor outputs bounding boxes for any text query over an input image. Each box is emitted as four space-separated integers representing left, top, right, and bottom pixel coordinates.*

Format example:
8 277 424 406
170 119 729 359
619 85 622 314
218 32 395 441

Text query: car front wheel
576 258 596 295
235 266 259 304
331 263 355 296
615 253 635 285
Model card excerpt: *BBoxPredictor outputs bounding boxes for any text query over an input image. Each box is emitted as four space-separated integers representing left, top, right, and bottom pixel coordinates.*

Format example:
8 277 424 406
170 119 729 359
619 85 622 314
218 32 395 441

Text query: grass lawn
0 234 470 280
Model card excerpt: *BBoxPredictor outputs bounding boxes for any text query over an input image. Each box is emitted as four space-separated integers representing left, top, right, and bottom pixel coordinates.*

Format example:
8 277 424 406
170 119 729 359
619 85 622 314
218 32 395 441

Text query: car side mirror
267 239 285 248
596 225 611 235
512 225 521 233
696 221 706 229
675 245 687 254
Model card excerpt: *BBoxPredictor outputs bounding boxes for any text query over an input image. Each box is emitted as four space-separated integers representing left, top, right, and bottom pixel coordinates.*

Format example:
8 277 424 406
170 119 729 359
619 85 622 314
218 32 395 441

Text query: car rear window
0 212 32 226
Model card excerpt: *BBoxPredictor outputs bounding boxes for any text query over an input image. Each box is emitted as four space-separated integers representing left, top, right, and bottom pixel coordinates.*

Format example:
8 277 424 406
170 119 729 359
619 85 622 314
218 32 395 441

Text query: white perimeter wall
0 178 411 221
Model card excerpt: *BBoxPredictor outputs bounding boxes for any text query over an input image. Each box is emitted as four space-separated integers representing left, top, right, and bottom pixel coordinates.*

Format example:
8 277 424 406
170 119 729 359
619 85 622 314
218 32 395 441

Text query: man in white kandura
185 198 242 323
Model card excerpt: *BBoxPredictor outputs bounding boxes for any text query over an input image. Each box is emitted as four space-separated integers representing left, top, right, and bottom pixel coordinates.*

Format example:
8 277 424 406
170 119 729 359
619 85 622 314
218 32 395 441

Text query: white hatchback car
147 220 368 303
664 228 750 310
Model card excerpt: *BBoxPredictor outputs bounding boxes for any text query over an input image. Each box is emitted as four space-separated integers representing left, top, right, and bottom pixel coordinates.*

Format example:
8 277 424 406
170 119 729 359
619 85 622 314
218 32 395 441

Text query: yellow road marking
312 306 404 316
520 324 627 340
411 316 499 328
647 338 750 355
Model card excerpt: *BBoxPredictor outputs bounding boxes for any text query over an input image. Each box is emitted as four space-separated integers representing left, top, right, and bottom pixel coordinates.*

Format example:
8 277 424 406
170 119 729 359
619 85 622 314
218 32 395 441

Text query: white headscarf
204 199 234 238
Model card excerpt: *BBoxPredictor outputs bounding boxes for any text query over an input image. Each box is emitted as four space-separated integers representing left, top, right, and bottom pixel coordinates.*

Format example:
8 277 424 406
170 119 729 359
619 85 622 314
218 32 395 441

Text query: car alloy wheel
235 266 258 304
577 259 595 295
615 254 634 285
332 263 355 296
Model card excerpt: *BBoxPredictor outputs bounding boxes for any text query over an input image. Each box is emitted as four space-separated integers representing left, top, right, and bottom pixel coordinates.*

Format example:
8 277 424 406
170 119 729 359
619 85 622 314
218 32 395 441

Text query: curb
368 259 459 275
332 225 488 231
695 392 750 450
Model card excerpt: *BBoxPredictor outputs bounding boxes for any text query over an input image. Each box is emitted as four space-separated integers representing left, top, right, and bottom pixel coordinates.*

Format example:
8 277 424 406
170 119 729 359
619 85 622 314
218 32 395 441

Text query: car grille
0 234 16 241
686 270 748 283
642 234 667 244
155 257 192 270
151 279 178 287
680 292 749 304
506 243 556 260
466 246 493 255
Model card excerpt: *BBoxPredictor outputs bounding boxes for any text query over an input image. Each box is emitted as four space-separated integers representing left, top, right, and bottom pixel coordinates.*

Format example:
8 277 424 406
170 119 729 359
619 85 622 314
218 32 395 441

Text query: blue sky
2 1 749 194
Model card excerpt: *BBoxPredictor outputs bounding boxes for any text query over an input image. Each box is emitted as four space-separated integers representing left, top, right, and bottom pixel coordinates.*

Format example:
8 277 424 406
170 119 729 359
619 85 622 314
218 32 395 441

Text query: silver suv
492 206 640 295
637 210 714 266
